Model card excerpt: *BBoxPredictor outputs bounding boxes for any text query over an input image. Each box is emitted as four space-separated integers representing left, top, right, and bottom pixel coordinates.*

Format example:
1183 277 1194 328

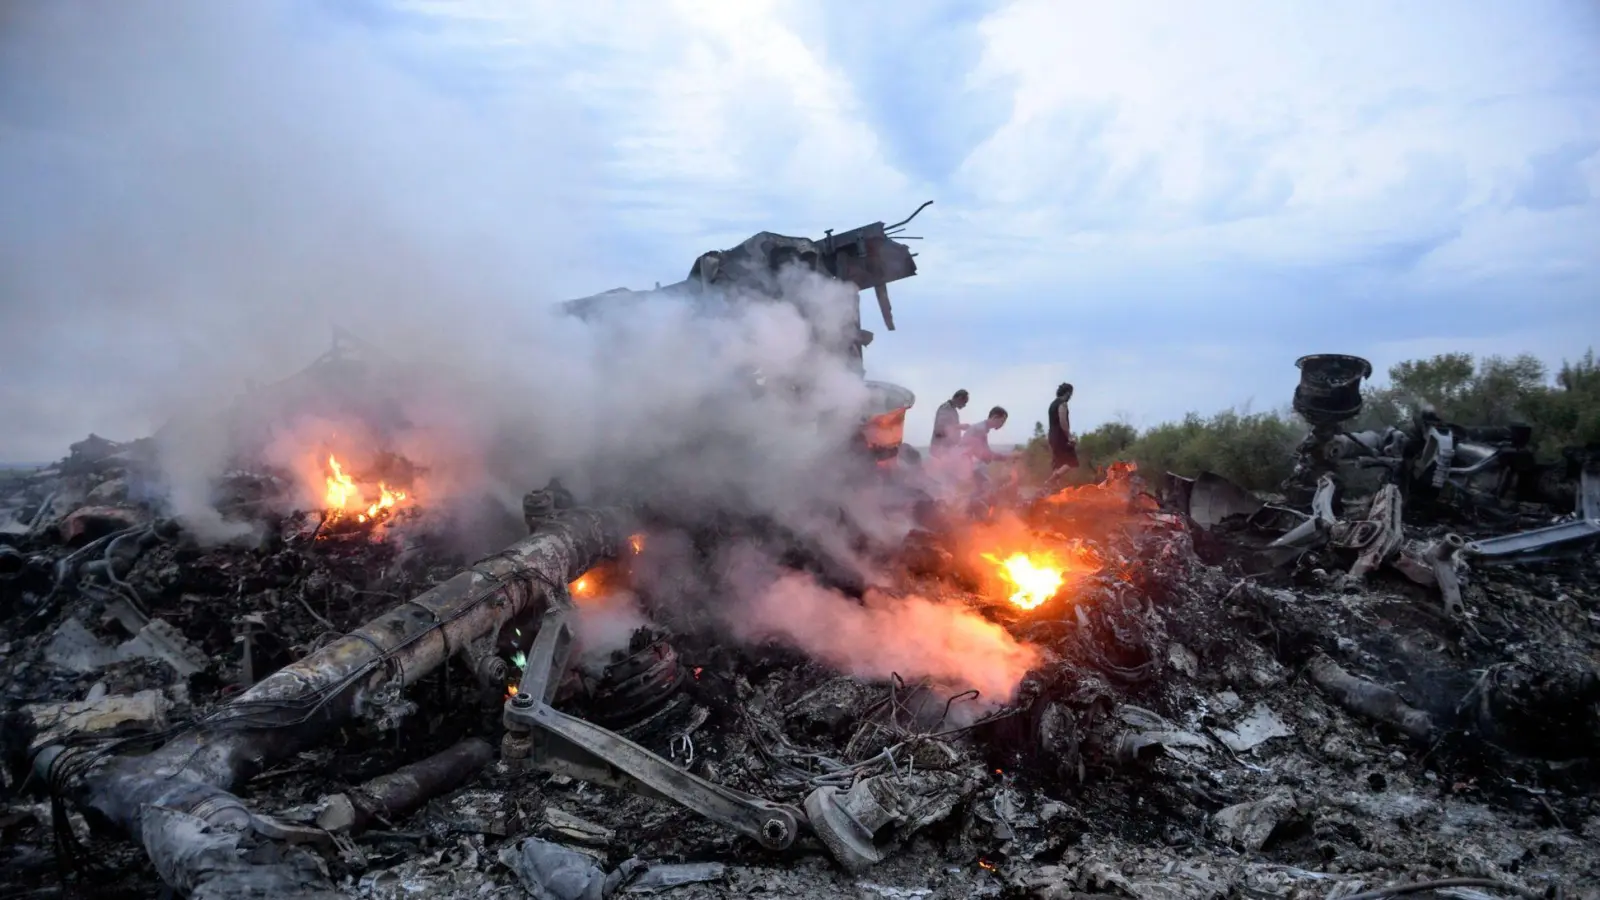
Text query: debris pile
4 349 1599 900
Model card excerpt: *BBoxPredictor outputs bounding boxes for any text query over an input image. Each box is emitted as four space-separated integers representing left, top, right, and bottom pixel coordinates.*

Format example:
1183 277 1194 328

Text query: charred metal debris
4 331 1600 900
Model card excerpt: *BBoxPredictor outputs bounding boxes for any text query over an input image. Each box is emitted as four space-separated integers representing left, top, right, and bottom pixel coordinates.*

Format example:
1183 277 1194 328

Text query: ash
2 429 1598 900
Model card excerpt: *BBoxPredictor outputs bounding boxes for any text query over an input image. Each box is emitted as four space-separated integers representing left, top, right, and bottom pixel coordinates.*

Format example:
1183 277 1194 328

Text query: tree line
1019 349 1600 491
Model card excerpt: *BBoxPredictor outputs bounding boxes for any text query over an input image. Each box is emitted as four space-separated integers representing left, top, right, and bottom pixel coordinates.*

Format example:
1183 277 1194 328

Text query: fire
628 533 645 554
325 456 358 510
320 454 409 526
1040 460 1156 514
982 551 1066 610
968 513 1104 611
567 561 627 604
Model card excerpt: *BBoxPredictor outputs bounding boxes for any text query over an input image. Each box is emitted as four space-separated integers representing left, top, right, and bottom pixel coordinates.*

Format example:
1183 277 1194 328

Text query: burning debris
320 455 410 530
4 293 1599 900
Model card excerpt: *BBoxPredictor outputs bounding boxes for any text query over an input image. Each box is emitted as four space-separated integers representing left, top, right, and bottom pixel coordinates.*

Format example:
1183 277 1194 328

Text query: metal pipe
314 737 495 834
45 504 629 839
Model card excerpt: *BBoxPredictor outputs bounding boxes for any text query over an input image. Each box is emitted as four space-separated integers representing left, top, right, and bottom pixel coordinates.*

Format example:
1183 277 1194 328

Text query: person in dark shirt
930 389 969 457
1047 383 1078 472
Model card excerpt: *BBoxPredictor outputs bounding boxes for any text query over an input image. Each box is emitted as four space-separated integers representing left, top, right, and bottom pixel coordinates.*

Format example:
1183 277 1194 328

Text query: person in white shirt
961 406 1013 465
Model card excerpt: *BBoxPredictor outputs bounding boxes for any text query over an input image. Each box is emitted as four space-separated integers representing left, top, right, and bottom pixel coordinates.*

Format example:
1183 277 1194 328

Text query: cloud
1511 141 1599 212
2 0 1598 465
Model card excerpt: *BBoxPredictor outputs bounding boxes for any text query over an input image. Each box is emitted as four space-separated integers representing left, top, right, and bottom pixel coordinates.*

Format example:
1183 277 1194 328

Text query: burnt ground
2 459 1599 899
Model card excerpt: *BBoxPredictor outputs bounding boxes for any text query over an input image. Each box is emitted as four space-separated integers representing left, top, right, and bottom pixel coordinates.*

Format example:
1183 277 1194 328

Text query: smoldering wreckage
3 212 1599 900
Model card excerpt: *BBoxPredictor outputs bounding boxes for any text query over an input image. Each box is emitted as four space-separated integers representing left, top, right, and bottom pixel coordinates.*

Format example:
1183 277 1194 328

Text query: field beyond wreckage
2 384 1599 900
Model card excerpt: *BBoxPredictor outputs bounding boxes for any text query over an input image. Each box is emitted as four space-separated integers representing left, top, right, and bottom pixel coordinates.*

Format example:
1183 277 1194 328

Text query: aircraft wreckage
3 213 1599 898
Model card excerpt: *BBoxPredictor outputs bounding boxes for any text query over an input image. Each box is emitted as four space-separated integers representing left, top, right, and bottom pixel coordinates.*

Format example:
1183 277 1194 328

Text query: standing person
1047 383 1079 472
930 389 969 457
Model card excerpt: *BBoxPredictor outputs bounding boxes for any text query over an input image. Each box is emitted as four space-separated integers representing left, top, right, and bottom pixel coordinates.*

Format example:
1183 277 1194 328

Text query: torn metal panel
43 615 205 676
1185 471 1264 530
1267 474 1338 552
1466 460 1600 564
1213 703 1293 754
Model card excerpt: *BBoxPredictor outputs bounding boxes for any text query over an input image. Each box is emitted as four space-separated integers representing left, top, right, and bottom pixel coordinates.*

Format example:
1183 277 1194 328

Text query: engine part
584 629 686 729
805 776 902 872
1292 354 1372 427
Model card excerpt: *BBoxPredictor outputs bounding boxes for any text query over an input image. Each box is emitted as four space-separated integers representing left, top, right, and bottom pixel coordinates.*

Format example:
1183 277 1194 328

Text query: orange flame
628 533 645 554
324 455 357 510
982 551 1066 610
321 454 409 526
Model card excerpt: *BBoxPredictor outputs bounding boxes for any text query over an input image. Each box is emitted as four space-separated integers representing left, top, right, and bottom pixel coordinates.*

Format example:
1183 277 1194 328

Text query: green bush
1017 347 1598 492
1019 409 1301 491
1356 350 1600 455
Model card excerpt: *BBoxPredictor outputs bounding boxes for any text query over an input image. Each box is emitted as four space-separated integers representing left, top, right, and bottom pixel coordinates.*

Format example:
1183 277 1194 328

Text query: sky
2 0 1598 460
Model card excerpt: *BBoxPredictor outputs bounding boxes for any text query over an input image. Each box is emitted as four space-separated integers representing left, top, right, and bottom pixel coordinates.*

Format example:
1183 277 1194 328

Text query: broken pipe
314 737 495 834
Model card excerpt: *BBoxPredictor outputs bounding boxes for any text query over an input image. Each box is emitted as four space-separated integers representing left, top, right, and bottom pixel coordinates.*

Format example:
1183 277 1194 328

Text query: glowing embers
956 510 1105 613
318 454 412 533
570 574 596 599
567 549 640 604
1038 460 1157 516
982 551 1065 610
980 540 1102 611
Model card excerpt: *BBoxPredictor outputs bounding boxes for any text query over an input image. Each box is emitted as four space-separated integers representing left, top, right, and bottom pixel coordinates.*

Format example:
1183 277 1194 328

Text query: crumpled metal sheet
497 837 643 900
1213 703 1293 754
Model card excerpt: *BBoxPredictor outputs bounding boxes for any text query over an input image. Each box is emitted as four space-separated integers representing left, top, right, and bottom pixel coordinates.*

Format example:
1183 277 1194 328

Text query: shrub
1015 347 1596 493
1358 349 1599 456
1019 409 1300 491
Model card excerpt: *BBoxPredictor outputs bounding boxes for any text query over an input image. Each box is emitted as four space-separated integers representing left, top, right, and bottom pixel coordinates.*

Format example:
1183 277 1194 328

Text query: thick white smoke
0 0 1037 698
726 567 1043 704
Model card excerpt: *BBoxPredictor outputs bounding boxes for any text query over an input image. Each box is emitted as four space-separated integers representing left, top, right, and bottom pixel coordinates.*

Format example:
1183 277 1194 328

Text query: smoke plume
0 1 1039 695
714 546 1043 701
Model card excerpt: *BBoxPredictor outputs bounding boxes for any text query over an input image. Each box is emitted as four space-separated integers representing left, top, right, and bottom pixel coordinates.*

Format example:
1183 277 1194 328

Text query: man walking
1047 383 1078 472
930 389 969 457
961 406 1013 465
959 406 1015 509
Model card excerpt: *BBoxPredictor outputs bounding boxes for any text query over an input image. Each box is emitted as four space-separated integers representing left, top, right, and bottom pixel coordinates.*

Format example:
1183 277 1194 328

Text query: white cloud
402 0 921 242
945 0 1600 276
2 0 1597 461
